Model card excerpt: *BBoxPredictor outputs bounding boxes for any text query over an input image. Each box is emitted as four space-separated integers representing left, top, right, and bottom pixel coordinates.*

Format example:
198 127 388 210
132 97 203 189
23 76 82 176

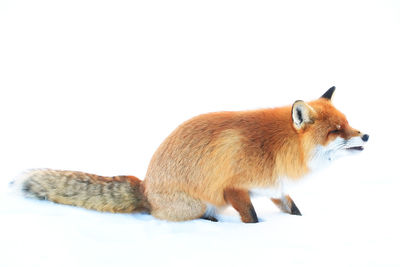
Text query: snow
1 0 399 266
2 160 399 267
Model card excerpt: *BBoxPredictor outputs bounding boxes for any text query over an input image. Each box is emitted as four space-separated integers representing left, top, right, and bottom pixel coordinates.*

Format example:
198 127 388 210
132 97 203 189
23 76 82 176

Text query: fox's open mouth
346 146 364 151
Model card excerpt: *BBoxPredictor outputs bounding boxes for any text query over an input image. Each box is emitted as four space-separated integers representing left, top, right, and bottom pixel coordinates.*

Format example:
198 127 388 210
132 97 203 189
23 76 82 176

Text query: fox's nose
362 134 369 142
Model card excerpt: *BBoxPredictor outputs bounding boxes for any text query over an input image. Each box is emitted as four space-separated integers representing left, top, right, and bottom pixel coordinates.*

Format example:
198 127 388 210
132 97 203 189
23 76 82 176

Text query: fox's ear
292 100 315 130
321 86 336 101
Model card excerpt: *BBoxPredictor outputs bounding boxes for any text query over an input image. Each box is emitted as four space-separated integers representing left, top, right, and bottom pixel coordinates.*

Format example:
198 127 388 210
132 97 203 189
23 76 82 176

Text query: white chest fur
308 136 366 172
249 178 296 198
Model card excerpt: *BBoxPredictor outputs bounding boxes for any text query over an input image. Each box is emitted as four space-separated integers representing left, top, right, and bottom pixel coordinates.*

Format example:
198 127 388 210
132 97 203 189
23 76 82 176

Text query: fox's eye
329 129 341 135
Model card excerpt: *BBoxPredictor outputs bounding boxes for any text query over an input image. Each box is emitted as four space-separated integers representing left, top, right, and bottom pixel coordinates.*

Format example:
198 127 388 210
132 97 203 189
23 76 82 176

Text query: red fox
15 87 369 223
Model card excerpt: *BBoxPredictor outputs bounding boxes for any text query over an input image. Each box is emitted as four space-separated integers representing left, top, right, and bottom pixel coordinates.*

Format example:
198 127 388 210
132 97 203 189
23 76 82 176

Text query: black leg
271 195 302 216
201 215 218 222
224 188 259 223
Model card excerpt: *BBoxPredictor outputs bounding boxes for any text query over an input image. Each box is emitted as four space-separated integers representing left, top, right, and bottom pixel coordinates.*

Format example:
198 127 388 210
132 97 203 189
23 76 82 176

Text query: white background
0 1 399 266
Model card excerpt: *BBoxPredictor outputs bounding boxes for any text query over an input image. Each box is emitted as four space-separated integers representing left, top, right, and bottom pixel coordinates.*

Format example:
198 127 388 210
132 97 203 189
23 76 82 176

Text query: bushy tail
14 169 150 213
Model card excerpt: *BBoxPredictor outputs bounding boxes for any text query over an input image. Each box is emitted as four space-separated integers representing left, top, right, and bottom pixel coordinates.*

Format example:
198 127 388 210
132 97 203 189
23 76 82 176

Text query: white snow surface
1 1 400 266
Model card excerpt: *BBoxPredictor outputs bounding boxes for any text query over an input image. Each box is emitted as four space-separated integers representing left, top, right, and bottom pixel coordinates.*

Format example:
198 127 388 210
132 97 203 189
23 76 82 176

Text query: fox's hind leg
271 195 302 216
148 191 207 222
224 188 258 223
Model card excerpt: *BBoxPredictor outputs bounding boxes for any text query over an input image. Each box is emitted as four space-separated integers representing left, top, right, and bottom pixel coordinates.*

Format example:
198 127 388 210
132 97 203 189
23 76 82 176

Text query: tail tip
9 169 39 196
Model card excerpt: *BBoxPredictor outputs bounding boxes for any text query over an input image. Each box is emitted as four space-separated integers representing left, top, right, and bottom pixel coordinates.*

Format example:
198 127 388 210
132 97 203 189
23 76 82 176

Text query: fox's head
291 86 369 169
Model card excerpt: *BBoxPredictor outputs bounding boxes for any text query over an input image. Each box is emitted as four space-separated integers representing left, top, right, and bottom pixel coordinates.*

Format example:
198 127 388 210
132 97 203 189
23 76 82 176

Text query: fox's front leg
224 188 259 223
271 195 302 216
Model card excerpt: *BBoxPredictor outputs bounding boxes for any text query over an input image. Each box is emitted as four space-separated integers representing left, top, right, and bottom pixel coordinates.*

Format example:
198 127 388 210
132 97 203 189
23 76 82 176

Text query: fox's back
143 107 306 205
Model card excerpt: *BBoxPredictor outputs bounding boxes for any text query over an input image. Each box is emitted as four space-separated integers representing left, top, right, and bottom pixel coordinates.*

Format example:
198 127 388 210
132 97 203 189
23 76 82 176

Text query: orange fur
144 90 366 222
